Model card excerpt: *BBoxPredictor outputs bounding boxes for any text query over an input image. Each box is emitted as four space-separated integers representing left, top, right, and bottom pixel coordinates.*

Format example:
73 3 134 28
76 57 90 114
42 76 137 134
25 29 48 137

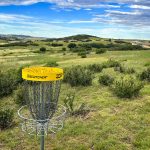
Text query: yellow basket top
22 67 63 81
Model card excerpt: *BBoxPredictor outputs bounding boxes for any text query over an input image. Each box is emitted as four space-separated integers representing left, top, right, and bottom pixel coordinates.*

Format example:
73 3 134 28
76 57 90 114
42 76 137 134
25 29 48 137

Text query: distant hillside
0 34 32 39
62 34 98 40
0 34 46 40
0 34 149 48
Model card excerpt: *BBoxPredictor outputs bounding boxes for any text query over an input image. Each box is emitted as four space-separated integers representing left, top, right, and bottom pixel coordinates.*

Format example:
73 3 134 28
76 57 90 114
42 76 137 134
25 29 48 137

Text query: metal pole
40 125 45 150
40 82 45 150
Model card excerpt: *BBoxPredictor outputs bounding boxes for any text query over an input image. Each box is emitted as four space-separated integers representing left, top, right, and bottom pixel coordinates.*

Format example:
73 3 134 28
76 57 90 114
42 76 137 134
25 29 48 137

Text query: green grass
0 39 150 150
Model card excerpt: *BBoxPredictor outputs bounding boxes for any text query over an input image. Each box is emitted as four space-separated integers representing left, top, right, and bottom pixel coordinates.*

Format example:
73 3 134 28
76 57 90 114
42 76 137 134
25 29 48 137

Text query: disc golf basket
18 67 66 150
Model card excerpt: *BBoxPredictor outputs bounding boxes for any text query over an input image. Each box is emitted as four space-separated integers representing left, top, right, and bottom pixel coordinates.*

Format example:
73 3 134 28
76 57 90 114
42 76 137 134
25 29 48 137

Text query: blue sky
0 0 150 39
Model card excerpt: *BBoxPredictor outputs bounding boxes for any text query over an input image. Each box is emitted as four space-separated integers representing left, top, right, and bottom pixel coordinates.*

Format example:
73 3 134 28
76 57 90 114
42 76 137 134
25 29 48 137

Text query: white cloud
0 0 120 8
105 10 142 15
130 5 150 10
68 20 96 23
94 9 150 27
0 1 150 39
0 0 149 8
0 13 32 24
0 13 94 38
84 8 92 11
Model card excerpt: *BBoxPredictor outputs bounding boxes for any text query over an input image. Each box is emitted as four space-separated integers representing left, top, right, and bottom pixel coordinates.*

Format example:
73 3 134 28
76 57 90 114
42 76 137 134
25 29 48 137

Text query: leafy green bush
63 66 93 86
112 76 143 98
139 67 150 82
14 85 26 106
99 74 114 86
87 64 103 73
0 69 18 98
0 109 14 130
45 60 58 67
95 49 107 54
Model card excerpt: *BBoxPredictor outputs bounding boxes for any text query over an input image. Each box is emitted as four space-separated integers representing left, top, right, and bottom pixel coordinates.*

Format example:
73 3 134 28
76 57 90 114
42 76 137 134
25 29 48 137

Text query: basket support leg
40 125 45 150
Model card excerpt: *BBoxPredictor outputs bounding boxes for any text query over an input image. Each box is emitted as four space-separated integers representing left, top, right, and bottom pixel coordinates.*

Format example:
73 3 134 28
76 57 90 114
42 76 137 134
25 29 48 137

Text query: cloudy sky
0 0 149 39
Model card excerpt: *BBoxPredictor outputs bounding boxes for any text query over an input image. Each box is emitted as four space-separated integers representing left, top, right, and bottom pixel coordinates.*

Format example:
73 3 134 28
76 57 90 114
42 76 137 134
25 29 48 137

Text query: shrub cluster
0 109 14 130
0 67 24 98
87 64 103 73
78 42 144 51
95 49 107 54
139 67 150 82
51 43 63 47
78 43 92 51
62 47 66 51
0 69 17 98
112 76 143 98
103 59 121 68
68 43 77 50
81 54 87 58
0 41 38 47
63 93 90 117
63 66 93 86
14 85 26 106
114 65 135 74
87 60 121 73
40 47 46 52
45 60 59 67
78 51 87 58
99 74 114 86
144 62 150 67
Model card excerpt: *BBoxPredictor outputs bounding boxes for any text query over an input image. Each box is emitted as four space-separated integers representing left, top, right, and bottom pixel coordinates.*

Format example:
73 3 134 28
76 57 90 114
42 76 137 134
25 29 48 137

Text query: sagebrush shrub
78 51 86 55
45 60 58 67
78 51 87 58
63 66 93 86
0 109 14 130
126 67 136 74
144 62 150 67
112 76 143 98
81 54 87 58
102 59 121 69
95 49 106 54
0 69 18 98
16 65 29 84
99 74 114 86
114 65 125 73
88 64 103 73
114 65 135 74
62 47 66 51
14 85 26 106
40 47 46 52
139 67 150 82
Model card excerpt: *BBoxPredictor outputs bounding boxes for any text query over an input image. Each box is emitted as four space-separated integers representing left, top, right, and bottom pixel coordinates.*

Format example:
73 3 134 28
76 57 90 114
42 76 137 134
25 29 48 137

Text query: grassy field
0 37 150 150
